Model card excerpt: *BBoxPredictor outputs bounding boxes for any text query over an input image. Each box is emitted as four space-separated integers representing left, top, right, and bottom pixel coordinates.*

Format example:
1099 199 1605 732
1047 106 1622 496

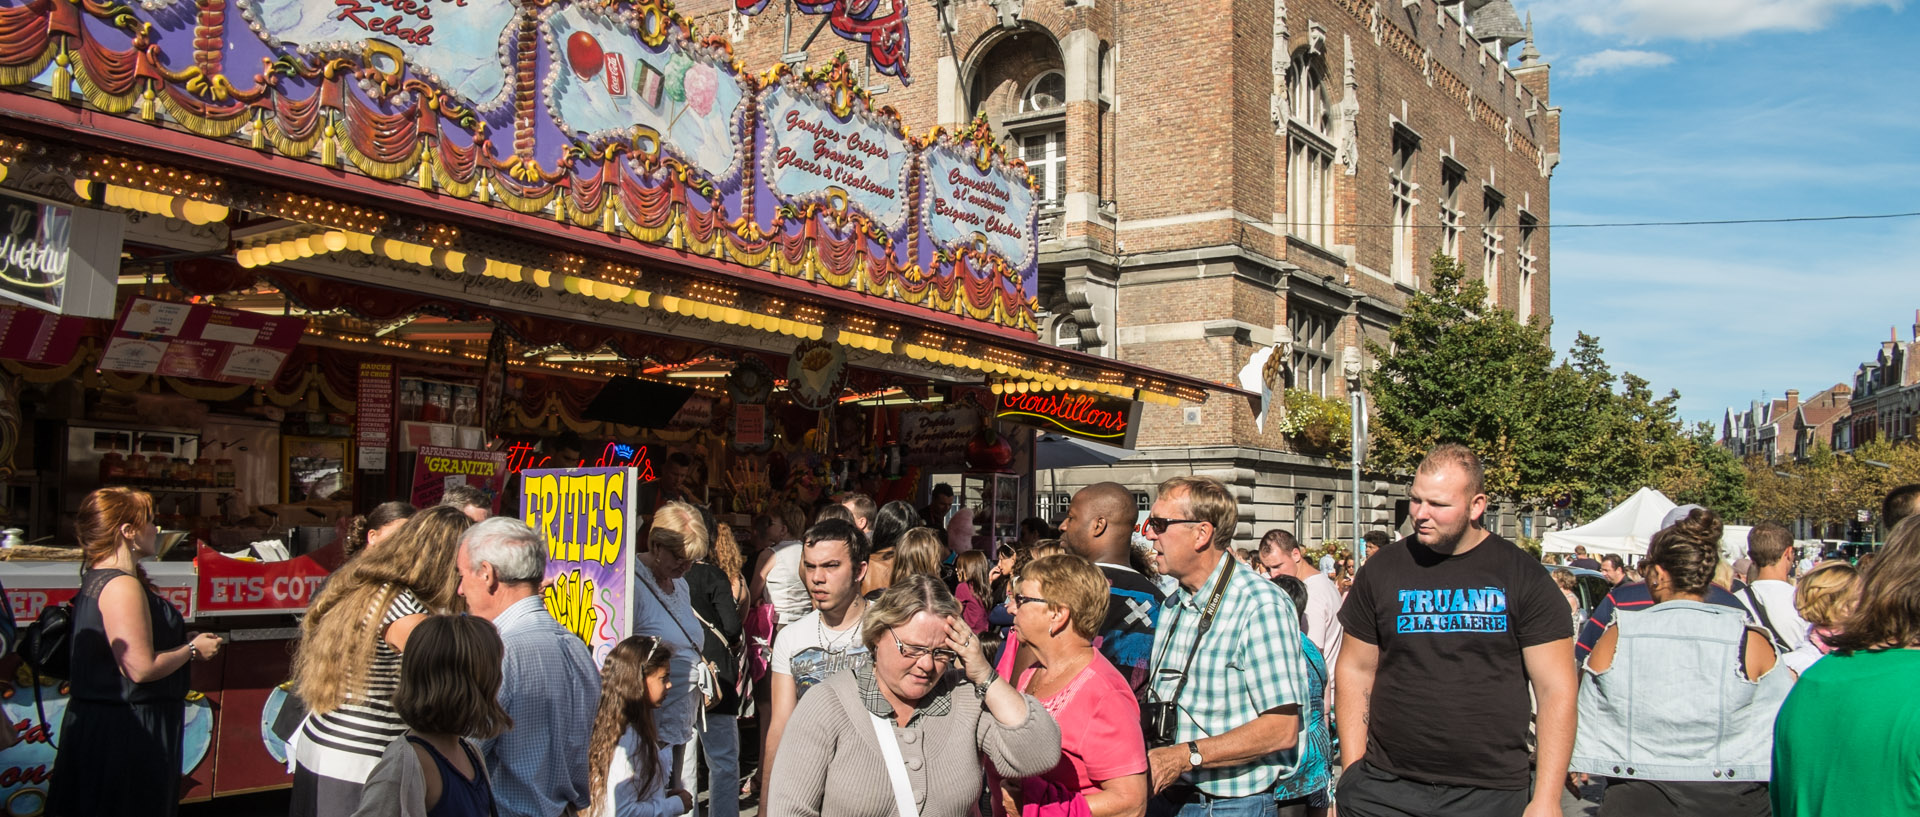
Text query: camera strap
1151 556 1236 708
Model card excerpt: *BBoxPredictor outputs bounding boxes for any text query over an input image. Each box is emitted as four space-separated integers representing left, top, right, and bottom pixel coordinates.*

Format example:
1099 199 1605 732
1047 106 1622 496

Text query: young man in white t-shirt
758 517 870 800
1260 529 1344 670
1743 523 1811 651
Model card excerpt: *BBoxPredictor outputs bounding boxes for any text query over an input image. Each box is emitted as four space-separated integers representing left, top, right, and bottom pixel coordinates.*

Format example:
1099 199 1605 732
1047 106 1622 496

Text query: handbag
689 605 751 710
13 595 77 751
638 575 722 710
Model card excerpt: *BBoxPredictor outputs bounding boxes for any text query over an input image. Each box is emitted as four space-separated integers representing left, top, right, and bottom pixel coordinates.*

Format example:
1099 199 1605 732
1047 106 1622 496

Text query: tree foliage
1746 439 1920 537
1366 253 1751 521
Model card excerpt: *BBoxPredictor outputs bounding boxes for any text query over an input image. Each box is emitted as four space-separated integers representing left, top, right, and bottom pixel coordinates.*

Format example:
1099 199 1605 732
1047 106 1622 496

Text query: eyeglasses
1013 594 1051 607
892 637 959 665
1144 516 1206 534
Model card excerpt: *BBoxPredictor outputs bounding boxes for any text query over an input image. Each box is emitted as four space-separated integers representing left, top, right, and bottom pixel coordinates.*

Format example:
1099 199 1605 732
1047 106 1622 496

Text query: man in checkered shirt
1143 475 1312 817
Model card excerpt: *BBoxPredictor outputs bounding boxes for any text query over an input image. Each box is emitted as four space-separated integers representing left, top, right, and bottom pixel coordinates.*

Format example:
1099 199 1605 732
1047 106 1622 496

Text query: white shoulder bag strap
868 712 920 817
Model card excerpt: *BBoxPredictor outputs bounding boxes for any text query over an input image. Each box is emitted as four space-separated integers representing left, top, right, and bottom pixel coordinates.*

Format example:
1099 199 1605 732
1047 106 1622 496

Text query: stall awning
0 96 1243 407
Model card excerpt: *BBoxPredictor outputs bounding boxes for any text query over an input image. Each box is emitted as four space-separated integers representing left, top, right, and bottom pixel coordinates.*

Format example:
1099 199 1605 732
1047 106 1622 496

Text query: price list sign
357 362 394 472
98 297 306 384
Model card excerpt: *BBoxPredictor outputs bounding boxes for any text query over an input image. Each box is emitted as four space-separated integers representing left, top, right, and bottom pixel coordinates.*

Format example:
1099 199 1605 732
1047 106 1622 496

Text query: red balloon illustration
566 31 604 80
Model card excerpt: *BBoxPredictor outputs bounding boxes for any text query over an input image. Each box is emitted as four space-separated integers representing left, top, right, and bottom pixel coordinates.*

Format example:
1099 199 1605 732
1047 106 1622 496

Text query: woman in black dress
48 487 224 817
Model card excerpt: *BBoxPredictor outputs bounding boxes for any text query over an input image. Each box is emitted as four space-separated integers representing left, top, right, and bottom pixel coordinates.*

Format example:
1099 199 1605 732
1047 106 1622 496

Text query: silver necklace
815 600 864 652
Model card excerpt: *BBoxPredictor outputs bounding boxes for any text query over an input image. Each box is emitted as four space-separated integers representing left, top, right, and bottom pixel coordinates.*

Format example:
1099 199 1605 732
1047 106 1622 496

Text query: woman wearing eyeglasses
766 574 1062 817
996 554 1149 817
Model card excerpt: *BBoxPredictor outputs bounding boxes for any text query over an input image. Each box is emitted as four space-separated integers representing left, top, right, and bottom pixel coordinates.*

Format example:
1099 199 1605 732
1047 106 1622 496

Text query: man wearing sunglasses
1142 475 1310 817
1060 481 1166 700
1333 444 1576 817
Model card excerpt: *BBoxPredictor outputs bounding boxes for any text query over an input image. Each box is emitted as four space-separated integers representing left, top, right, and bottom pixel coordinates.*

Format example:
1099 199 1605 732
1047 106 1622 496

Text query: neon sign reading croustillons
505 441 656 482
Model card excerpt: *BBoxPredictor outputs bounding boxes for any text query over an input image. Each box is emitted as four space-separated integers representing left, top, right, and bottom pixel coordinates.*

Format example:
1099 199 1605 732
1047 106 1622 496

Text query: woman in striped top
291 505 474 817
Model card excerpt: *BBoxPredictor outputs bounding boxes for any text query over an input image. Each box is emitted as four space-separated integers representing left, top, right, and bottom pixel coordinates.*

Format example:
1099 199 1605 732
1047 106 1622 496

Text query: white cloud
1529 0 1901 42
1565 49 1675 77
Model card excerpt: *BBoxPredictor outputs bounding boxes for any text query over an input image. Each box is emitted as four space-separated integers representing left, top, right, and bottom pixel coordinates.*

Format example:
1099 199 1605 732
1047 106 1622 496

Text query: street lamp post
1344 347 1367 568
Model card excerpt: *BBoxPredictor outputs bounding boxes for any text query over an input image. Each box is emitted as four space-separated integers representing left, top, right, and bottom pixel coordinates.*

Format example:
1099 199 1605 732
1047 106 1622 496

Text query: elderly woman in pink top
1000 554 1149 817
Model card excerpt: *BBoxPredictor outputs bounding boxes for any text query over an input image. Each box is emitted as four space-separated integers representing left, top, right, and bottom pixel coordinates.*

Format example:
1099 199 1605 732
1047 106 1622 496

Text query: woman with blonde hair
46 487 224 817
290 504 475 817
1779 561 1859 674
631 501 712 791
892 527 947 584
998 554 1146 817
768 575 1061 817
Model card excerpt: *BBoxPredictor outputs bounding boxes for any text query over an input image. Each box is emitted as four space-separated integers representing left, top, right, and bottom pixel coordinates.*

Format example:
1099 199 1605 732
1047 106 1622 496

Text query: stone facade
685 0 1560 547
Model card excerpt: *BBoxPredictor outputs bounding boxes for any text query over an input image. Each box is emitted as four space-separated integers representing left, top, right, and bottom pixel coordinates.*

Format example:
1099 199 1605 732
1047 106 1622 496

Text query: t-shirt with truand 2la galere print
769 608 870 697
1337 533 1570 791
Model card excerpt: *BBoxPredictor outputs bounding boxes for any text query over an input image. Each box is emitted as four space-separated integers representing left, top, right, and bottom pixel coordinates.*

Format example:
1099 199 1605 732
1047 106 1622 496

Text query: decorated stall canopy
0 0 1040 331
524 466 639 667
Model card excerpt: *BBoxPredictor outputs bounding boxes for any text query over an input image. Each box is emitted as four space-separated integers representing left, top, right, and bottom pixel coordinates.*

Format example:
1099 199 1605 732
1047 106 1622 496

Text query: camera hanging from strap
1150 557 1236 707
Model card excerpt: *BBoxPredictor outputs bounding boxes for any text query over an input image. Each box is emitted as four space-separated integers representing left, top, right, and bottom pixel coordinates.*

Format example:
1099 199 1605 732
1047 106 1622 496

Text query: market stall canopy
1034 433 1135 470
1543 487 1751 562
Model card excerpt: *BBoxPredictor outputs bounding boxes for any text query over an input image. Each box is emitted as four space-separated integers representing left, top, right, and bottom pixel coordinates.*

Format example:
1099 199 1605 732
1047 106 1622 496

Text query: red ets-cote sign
995 391 1142 448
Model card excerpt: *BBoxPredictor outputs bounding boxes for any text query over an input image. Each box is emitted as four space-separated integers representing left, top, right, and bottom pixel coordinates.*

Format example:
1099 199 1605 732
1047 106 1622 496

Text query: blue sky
1525 0 1919 426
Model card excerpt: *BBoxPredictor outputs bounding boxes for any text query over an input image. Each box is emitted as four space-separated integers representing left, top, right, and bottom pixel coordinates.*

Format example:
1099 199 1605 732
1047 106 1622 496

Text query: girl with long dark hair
586 636 688 817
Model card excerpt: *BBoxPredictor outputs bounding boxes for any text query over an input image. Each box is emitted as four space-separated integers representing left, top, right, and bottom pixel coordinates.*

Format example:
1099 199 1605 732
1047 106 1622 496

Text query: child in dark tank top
355 615 512 817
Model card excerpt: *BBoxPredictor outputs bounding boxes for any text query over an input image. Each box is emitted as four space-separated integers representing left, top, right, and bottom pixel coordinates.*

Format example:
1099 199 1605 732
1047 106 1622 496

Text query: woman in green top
1772 515 1920 817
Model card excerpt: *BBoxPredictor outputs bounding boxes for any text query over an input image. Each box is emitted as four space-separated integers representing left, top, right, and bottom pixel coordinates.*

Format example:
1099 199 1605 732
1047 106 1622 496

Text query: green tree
1365 253 1561 498
1368 253 1750 521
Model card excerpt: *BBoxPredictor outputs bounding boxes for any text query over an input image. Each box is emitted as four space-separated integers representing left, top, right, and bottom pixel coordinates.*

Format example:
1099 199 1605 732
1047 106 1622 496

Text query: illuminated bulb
562 276 582 295
306 234 330 255
579 279 598 298
691 301 709 320
265 244 287 263
531 268 550 287
632 290 651 307
291 239 315 259
659 295 680 312
378 239 403 261
808 325 824 340
72 179 94 199
1016 382 1030 394
441 250 467 273
991 382 1004 395
323 231 348 252
235 251 257 269
508 267 526 283
201 202 229 223
905 345 923 360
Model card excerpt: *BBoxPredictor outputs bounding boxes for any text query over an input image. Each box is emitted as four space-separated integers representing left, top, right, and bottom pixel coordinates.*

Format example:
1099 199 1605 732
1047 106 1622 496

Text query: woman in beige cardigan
767 574 1062 817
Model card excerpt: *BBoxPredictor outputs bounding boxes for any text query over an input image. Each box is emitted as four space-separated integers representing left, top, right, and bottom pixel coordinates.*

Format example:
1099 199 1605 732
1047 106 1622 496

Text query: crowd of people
35 446 1920 817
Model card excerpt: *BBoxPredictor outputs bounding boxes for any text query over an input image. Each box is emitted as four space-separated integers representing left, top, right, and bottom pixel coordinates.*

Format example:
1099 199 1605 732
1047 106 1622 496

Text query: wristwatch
1187 741 1203 769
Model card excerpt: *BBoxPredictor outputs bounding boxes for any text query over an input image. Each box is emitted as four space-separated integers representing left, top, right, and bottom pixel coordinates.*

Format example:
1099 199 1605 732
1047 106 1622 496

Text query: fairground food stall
0 0 1233 805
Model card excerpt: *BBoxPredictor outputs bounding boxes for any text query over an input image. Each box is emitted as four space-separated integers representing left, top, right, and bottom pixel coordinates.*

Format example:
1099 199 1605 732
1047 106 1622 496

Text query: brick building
688 0 1560 546
1835 313 1920 451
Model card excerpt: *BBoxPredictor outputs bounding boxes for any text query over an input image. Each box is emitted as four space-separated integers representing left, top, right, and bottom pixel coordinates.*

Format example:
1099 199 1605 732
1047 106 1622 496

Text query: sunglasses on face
1013 594 1051 607
1144 516 1205 534
892 637 959 665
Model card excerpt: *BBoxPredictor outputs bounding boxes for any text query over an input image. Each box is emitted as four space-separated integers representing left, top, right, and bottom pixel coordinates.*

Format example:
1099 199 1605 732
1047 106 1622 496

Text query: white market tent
1542 487 1750 563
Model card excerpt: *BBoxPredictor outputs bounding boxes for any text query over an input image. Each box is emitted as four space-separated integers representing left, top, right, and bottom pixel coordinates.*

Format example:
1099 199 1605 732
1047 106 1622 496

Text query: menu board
99 297 306 384
357 362 395 472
